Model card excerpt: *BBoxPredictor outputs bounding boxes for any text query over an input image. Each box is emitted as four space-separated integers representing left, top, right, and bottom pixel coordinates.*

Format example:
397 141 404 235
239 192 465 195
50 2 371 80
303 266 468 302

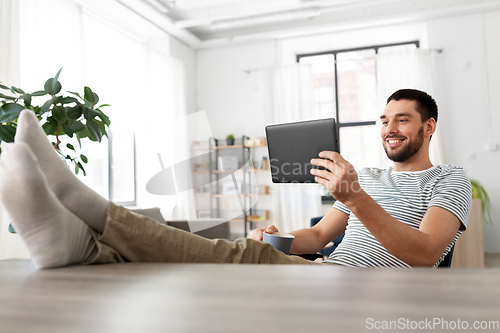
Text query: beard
383 126 425 163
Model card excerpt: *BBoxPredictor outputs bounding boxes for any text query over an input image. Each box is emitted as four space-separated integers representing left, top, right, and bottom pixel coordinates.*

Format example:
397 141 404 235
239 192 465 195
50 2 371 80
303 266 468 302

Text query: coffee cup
262 232 295 255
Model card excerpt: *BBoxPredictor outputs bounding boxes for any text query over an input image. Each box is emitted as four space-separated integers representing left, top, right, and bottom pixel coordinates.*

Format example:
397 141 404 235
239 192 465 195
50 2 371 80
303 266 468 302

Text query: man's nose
386 120 398 135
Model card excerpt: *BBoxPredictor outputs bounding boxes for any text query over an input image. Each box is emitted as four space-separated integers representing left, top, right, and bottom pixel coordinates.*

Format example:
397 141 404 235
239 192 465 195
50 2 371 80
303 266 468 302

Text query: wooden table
1 259 500 332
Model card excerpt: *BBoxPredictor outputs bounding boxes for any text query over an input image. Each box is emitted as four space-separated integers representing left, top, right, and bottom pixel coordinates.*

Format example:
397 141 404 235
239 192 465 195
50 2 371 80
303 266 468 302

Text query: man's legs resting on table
0 111 316 267
92 203 317 265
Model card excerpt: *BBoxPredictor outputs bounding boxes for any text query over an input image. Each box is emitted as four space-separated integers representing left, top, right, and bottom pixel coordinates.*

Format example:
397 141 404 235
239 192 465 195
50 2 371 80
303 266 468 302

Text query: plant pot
226 138 235 146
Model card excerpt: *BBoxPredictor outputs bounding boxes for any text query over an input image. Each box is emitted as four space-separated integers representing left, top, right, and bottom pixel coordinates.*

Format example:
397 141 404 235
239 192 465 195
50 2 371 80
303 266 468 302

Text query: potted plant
226 134 235 146
0 68 111 233
470 179 492 224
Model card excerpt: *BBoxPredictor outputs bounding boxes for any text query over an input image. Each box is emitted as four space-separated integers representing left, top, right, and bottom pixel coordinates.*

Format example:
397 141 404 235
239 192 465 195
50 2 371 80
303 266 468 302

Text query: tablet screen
265 118 338 183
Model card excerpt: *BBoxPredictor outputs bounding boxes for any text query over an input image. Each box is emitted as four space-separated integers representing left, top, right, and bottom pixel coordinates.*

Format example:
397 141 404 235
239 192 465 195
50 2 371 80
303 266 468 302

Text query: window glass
300 54 336 120
81 14 146 204
337 49 377 123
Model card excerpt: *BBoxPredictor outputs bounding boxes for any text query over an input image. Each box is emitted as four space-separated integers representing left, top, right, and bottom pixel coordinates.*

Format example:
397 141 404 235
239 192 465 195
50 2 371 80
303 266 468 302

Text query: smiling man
269 88 472 267
0 89 471 269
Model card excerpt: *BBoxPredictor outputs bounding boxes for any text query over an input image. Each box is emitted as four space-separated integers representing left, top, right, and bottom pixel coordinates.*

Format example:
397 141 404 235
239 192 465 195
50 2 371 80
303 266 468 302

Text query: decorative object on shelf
470 179 492 224
222 180 242 195
260 156 269 170
1 68 111 234
226 134 235 146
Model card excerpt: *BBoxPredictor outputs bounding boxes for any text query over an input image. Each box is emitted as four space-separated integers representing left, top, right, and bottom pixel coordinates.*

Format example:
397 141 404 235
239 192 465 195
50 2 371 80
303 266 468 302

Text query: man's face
380 100 426 163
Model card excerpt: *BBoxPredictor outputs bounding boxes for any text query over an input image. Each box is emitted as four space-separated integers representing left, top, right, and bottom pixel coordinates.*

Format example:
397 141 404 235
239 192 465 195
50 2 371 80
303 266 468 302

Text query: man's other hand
249 225 279 241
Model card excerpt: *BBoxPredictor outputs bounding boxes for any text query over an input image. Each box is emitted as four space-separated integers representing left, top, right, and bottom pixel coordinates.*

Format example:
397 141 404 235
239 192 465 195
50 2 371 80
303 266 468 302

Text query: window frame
296 40 420 152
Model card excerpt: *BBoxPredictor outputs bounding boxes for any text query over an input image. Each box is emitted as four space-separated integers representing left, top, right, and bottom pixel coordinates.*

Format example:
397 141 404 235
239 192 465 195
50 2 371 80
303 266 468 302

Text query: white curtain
0 0 30 259
262 64 324 233
376 48 443 165
136 51 196 220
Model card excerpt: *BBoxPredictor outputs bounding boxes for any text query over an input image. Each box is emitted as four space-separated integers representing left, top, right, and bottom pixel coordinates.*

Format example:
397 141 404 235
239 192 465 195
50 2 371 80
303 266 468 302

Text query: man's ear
425 118 437 138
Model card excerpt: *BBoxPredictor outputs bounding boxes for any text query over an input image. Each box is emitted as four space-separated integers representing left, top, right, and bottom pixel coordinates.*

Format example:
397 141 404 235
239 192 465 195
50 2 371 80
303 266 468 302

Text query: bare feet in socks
15 110 108 233
0 143 97 268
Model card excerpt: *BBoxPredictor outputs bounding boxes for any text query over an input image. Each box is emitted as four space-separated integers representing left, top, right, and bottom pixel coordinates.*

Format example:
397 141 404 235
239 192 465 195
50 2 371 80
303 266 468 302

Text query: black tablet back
265 118 338 183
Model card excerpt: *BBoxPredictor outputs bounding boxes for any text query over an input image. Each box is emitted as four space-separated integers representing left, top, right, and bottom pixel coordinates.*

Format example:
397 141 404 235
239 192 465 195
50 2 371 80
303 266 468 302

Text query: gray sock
0 143 97 268
15 110 108 233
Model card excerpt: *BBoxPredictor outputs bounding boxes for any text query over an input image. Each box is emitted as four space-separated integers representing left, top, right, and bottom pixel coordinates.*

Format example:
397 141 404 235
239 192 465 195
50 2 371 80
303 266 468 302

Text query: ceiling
115 0 500 48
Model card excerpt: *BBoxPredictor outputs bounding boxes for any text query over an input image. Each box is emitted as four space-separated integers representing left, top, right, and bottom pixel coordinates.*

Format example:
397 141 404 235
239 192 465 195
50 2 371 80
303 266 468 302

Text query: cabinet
192 136 270 238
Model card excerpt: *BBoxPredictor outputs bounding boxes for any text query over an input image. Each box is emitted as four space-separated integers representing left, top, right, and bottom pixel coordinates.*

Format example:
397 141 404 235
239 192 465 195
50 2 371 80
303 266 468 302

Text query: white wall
427 11 500 252
196 12 500 252
170 36 197 115
196 40 277 140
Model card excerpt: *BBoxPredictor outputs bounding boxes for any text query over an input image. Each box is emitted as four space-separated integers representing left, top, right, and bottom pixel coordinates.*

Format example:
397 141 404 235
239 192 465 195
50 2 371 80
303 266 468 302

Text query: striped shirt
324 165 472 268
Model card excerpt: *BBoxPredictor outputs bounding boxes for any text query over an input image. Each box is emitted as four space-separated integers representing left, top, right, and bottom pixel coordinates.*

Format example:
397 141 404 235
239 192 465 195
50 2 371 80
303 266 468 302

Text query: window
297 41 418 169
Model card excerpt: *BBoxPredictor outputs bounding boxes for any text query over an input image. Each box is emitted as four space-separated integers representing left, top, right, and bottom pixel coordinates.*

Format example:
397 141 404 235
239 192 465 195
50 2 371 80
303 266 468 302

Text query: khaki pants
89 203 318 265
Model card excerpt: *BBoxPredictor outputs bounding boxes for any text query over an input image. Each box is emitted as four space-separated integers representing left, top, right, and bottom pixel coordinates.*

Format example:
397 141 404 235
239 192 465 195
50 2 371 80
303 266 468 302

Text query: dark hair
387 89 438 123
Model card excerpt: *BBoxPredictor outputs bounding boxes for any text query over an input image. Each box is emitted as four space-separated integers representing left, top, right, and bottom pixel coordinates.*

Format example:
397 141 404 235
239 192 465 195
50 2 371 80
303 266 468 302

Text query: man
0 89 471 269
252 89 472 267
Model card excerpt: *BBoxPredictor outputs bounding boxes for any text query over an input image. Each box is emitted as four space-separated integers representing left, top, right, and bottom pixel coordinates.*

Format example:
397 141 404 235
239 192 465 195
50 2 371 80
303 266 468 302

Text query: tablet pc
265 118 338 183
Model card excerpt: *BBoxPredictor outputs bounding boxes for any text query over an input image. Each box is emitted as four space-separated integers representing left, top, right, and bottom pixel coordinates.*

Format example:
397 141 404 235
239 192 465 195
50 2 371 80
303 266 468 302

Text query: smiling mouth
387 138 405 147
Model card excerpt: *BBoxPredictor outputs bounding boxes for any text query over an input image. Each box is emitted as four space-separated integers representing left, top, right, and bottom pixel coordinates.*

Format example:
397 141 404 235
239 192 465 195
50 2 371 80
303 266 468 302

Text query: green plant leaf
0 103 24 122
75 131 83 148
56 96 79 105
0 124 16 142
94 119 108 138
53 68 62 85
8 223 16 234
92 93 99 105
80 154 88 163
66 143 75 151
97 103 111 108
41 96 56 114
42 121 59 135
68 91 83 100
0 83 9 90
86 120 102 142
44 78 62 95
31 90 47 97
62 122 74 138
11 86 25 94
69 119 85 132
20 94 32 107
74 162 80 175
52 105 67 122
97 110 110 126
84 87 94 105
67 105 83 119
83 106 99 120
77 161 86 176
0 93 16 100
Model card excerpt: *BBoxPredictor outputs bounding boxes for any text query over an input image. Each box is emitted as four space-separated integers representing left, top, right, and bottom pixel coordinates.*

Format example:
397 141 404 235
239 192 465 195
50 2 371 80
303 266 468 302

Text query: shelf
246 168 269 172
210 193 267 198
192 143 267 150
194 168 269 174
232 210 269 222
192 137 269 237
